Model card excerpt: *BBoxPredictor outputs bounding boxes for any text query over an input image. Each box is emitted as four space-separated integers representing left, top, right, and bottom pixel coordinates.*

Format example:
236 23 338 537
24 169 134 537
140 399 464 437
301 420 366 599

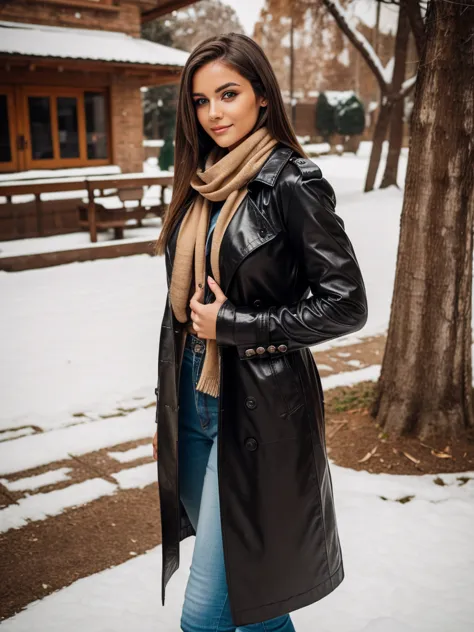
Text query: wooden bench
78 174 173 242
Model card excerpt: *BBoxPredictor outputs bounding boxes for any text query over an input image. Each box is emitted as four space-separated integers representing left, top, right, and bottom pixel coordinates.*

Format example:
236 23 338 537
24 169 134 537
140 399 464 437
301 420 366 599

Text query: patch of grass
72 412 88 418
433 477 446 486
378 495 415 504
397 495 415 504
116 407 138 414
99 412 127 419
325 381 376 414
457 476 471 486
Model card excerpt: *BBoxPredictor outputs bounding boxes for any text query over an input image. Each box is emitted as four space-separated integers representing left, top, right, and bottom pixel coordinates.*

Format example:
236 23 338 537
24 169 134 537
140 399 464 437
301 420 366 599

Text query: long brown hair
154 32 307 256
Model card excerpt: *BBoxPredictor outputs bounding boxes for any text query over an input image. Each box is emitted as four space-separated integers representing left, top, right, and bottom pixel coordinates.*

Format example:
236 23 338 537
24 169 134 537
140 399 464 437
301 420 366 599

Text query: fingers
207 276 226 301
189 287 204 314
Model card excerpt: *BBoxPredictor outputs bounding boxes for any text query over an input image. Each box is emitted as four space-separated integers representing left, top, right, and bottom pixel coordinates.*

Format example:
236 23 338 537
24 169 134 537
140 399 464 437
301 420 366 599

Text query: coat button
245 437 258 451
245 396 257 410
194 343 204 353
256 346 265 354
277 344 288 352
258 228 266 237
267 345 276 353
253 299 262 307
245 348 256 357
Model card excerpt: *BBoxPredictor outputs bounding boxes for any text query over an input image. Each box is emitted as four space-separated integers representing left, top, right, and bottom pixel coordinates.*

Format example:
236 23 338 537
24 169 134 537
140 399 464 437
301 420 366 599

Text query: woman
152 33 368 630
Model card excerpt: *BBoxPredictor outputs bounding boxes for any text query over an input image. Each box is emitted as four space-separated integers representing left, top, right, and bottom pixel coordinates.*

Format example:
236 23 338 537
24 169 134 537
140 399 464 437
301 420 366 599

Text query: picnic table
0 172 173 242
80 173 172 242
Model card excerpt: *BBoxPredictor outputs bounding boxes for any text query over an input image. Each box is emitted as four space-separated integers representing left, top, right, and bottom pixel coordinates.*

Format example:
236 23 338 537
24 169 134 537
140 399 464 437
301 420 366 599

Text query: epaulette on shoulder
289 155 322 180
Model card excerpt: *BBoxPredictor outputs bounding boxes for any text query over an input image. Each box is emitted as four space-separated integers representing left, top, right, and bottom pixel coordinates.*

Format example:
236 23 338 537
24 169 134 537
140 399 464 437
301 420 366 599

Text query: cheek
196 109 205 126
232 95 259 121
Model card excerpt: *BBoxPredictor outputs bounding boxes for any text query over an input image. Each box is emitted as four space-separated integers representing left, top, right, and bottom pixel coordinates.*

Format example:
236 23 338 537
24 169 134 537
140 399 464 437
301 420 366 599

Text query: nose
208 99 222 120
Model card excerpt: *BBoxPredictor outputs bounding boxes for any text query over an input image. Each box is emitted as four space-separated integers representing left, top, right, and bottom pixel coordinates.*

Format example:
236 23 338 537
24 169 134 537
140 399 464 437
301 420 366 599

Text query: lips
211 124 232 132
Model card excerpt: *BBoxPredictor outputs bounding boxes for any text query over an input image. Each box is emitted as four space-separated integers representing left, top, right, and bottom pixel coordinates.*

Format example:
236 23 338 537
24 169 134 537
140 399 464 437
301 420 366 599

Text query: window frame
21 86 111 171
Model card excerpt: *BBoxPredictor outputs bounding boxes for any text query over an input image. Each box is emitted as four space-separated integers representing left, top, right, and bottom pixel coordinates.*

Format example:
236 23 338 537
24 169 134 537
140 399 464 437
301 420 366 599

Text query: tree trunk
371 0 474 441
380 0 410 189
364 99 393 192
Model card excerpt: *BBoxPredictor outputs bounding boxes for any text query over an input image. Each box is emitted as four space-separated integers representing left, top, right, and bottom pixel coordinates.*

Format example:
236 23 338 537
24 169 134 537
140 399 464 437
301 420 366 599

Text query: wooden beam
141 0 198 23
23 0 120 13
0 240 156 273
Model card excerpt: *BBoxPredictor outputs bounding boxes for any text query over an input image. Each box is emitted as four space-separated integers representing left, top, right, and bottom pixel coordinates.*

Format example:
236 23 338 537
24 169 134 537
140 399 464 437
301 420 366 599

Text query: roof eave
0 53 184 84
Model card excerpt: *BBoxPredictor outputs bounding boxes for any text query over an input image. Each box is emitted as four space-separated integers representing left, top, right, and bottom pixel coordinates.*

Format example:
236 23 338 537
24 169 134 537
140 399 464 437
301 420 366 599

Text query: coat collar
247 144 294 190
165 143 295 281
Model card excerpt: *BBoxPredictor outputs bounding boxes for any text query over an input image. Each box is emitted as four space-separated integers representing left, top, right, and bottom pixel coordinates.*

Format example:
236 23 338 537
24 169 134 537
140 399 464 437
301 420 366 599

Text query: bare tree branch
321 0 388 90
406 0 426 57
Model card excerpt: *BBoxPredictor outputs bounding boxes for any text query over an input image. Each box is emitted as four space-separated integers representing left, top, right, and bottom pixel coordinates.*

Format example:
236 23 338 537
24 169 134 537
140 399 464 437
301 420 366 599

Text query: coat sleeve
215 166 368 360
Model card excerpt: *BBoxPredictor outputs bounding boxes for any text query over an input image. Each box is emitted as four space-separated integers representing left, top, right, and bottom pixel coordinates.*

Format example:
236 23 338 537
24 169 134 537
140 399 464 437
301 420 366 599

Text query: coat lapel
165 145 294 294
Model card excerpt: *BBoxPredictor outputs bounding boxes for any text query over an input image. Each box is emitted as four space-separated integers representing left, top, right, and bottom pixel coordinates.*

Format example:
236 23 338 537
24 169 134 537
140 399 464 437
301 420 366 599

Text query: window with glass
24 88 109 170
0 86 110 173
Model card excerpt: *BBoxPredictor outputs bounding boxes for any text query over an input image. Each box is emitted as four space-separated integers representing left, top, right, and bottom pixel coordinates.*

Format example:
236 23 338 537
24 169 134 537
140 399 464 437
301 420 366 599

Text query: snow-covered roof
0 20 189 67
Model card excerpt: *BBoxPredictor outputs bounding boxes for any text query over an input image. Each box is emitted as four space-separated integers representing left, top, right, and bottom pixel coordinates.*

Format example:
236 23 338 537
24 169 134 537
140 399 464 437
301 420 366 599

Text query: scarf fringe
195 372 220 398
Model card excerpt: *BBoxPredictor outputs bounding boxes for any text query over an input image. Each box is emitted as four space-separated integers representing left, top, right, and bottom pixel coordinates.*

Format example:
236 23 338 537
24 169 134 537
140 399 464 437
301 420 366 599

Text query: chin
214 133 246 150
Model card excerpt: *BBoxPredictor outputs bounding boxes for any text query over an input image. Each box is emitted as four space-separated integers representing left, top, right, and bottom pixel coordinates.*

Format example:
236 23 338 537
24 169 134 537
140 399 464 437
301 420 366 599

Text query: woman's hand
152 430 157 461
189 276 228 340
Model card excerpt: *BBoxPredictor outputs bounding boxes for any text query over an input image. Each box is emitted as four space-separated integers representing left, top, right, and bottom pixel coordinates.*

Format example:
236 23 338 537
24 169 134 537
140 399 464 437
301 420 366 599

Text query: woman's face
191 60 267 152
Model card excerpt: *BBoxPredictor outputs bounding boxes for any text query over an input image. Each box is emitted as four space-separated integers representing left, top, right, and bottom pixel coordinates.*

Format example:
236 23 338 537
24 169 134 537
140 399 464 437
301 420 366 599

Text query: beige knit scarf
169 126 278 397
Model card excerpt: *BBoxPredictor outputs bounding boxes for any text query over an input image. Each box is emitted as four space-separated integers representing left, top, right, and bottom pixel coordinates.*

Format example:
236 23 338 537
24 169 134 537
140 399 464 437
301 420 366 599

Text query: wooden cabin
0 1 194 175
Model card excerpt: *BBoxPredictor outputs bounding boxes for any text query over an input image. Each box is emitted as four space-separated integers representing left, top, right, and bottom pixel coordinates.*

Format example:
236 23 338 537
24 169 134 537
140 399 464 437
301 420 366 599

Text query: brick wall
0 1 142 37
110 77 144 173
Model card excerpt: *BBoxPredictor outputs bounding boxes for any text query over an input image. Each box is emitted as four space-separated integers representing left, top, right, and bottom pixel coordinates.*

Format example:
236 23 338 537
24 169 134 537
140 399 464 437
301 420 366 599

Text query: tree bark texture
372 0 474 441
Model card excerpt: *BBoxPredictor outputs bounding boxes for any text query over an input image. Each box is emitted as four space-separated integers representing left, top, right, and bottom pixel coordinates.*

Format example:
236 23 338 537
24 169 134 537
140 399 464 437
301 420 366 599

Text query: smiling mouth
211 125 232 133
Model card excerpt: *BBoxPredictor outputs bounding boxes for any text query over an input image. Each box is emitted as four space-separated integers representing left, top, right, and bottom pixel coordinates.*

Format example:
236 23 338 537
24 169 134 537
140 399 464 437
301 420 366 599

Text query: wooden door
0 86 19 172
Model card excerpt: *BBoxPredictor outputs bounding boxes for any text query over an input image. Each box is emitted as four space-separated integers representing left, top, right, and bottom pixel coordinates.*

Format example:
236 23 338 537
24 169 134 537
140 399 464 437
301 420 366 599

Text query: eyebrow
191 82 241 98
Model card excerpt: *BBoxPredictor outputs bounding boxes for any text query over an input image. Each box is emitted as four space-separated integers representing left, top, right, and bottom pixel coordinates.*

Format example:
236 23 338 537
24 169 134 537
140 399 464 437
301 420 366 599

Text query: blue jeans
178 333 296 632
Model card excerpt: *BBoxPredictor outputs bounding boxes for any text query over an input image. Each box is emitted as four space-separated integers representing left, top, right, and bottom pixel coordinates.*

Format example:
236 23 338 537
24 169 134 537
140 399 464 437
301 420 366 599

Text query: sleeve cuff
216 300 291 360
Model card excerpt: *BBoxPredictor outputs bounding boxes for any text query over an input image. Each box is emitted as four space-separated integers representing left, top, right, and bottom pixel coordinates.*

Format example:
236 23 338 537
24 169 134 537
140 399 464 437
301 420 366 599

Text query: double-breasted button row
245 343 288 357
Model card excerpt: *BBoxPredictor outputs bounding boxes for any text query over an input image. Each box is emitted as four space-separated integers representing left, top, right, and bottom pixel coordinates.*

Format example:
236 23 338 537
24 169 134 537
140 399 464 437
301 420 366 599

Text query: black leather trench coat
155 144 368 625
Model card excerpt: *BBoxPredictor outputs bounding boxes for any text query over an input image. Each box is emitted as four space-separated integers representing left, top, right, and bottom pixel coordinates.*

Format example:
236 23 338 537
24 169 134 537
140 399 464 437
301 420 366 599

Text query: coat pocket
269 353 304 418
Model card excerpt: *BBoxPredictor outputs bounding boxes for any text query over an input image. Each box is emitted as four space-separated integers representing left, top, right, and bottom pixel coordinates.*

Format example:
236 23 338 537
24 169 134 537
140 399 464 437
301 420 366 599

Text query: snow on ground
0 409 154 472
0 478 117 533
1 145 474 630
0 165 121 183
2 466 473 631
0 467 72 492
